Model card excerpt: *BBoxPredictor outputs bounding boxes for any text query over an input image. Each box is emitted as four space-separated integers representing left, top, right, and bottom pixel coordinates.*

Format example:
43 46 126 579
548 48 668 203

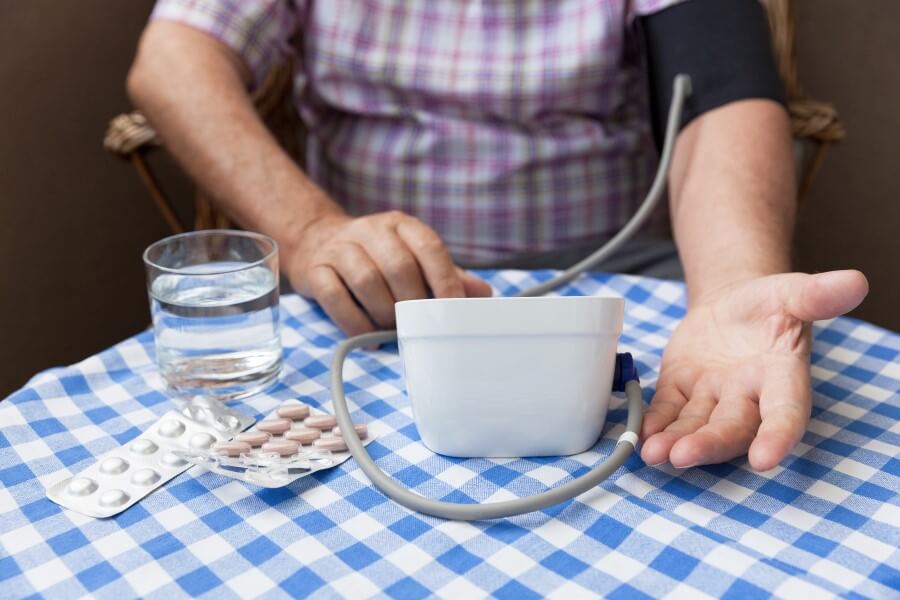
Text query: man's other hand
641 270 869 471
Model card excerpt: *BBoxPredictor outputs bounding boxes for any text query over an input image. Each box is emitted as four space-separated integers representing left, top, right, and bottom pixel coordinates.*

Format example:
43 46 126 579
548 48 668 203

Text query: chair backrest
765 0 845 199
106 0 842 233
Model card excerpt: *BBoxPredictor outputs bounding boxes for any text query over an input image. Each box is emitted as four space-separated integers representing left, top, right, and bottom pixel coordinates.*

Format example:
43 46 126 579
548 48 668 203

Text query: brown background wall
0 1 188 397
1 1 898 397
792 1 900 329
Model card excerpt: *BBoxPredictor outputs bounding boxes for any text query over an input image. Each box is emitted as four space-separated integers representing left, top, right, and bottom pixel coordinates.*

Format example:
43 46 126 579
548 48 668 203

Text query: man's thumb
783 270 869 322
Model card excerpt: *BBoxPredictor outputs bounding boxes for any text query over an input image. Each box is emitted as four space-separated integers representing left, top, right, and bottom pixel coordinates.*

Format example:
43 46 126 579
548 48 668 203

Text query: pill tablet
334 424 368 440
131 468 161 486
257 418 292 434
235 431 270 447
277 404 311 420
161 452 188 468
157 419 186 438
304 415 337 430
130 439 159 455
190 432 216 449
216 415 241 432
190 395 217 409
313 437 348 452
99 489 130 507
284 428 321 444
260 440 300 456
67 477 98 496
99 456 129 475
212 441 252 457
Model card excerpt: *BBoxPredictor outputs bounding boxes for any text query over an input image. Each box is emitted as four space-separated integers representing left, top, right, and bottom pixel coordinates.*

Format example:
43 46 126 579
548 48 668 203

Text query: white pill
190 432 216 449
130 439 158 455
130 468 161 486
304 415 337 430
190 396 217 409
99 489 130 507
157 419 185 438
333 424 368 440
67 477 98 496
313 437 348 452
99 457 129 475
216 415 241 432
260 440 300 457
257 418 292 434
212 441 252 457
277 404 311 421
284 428 320 444
161 452 188 468
235 431 271 447
181 406 206 422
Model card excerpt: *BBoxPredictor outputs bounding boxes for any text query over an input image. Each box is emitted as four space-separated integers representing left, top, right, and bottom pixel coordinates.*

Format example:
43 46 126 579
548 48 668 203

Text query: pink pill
235 431 271 447
333 424 368 440
277 404 311 421
260 440 300 457
256 418 292 434
284 428 321 444
304 414 337 430
212 441 252 457
313 437 348 452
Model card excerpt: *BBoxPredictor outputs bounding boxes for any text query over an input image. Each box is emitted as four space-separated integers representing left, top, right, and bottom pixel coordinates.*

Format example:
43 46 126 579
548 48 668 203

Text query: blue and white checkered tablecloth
1 272 898 599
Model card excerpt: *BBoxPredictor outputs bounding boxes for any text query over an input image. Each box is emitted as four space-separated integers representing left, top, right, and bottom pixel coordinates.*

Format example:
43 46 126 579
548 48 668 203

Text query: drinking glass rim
143 229 279 276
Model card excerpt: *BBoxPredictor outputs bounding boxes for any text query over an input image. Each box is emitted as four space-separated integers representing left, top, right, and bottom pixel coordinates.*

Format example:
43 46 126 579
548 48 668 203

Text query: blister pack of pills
174 400 375 488
46 397 255 518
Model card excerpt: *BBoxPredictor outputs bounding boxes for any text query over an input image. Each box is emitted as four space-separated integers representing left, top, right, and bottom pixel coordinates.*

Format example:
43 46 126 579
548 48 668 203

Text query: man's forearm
127 21 342 246
668 99 796 306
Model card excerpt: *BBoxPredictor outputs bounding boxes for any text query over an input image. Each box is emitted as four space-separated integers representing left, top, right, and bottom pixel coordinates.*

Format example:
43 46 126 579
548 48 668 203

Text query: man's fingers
642 383 687 439
642 385 717 466
307 266 376 337
456 268 493 297
780 270 869 323
396 220 466 298
669 392 761 468
640 378 689 466
641 365 701 439
748 362 811 471
664 389 718 436
332 244 397 328
367 231 430 302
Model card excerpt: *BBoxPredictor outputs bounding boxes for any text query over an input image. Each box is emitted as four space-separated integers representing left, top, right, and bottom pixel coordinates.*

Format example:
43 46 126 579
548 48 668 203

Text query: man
128 0 868 472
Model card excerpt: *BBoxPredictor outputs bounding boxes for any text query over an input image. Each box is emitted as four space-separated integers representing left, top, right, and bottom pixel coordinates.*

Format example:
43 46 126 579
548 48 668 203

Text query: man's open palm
641 270 869 471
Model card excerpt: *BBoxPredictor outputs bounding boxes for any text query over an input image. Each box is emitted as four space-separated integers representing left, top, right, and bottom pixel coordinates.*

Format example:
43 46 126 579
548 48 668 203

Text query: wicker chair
105 0 843 234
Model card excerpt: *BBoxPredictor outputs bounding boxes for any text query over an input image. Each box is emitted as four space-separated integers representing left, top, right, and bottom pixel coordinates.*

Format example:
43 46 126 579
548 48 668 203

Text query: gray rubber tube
330 75 691 520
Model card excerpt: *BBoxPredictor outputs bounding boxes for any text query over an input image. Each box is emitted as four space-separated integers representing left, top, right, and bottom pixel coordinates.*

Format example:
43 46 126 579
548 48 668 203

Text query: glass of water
143 230 282 401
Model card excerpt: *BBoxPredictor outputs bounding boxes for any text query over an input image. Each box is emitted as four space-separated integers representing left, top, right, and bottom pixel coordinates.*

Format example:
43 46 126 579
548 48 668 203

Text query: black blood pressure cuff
639 0 786 147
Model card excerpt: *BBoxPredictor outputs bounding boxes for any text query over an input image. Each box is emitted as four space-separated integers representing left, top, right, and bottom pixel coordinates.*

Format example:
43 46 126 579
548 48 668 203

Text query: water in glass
150 261 281 400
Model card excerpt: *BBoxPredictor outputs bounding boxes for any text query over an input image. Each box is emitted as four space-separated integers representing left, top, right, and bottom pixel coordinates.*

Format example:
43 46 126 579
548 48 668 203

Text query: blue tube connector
612 353 639 392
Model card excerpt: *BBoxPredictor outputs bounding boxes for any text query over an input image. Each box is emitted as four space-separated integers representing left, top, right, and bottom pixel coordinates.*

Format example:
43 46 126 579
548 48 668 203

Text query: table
1 271 898 598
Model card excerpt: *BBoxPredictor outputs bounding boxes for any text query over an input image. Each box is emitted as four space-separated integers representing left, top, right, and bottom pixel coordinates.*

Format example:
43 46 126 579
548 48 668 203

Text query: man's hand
641 270 868 471
286 211 492 335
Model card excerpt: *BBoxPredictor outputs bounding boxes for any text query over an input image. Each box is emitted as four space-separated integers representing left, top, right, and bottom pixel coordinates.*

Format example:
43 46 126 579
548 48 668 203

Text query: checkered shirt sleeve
150 0 299 89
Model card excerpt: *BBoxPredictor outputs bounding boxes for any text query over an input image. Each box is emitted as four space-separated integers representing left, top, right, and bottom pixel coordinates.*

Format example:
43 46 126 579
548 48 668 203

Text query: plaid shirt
152 0 682 264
